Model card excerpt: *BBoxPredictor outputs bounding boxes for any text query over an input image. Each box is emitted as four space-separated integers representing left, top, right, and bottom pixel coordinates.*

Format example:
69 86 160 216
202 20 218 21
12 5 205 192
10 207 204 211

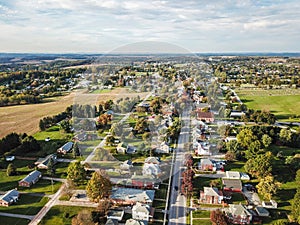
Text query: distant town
0 53 299 225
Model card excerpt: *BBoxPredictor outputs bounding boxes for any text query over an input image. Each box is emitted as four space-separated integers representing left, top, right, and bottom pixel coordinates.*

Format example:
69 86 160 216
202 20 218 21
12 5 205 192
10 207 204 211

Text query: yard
39 205 94 225
0 194 48 215
0 216 30 225
235 88 300 121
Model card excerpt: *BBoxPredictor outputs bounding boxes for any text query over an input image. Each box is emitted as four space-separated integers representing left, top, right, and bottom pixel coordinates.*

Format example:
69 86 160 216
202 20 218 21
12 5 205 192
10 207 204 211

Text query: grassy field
39 206 94 225
235 88 300 121
0 88 149 138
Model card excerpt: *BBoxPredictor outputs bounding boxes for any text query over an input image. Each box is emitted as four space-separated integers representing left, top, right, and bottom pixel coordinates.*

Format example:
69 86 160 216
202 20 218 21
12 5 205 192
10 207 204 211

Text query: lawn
192 219 212 225
90 89 113 94
39 205 94 225
192 210 210 218
0 216 30 225
19 179 62 195
224 161 246 172
0 194 48 215
235 88 300 121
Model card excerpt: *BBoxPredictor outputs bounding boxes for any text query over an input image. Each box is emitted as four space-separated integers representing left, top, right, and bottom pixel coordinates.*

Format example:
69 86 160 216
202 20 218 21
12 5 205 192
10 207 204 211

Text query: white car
6 156 15 161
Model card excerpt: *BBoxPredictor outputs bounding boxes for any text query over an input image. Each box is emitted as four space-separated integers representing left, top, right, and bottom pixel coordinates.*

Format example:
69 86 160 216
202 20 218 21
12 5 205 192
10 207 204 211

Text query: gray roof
125 219 145 225
111 188 155 203
133 202 150 214
106 219 119 225
203 187 221 197
144 157 160 164
60 142 73 152
228 204 251 217
20 170 41 184
222 178 242 190
0 189 19 203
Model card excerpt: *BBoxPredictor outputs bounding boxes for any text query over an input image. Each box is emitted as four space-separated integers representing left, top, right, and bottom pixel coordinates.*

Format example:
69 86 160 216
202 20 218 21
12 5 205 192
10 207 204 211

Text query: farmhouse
19 170 42 187
0 189 19 207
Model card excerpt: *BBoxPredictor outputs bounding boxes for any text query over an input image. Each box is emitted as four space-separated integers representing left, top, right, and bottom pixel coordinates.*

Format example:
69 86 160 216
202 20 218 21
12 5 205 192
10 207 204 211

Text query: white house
155 141 170 154
143 163 161 176
132 202 152 221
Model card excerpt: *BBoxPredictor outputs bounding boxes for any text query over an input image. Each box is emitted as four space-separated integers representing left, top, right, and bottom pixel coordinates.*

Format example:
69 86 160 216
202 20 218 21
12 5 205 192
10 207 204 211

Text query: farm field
0 88 149 138
235 88 300 121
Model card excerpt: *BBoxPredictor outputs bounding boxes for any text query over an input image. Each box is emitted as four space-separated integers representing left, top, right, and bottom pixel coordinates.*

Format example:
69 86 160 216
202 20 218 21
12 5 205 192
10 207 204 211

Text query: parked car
6 156 15 161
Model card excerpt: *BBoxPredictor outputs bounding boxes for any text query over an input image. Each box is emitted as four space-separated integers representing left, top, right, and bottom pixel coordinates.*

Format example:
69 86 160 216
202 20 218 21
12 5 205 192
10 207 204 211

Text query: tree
60 120 72 133
105 135 115 146
134 118 148 134
237 128 257 149
72 142 81 158
225 151 236 162
291 188 300 224
97 199 112 217
72 209 94 225
279 128 292 145
262 134 272 148
67 161 86 186
6 163 16 176
256 175 280 200
245 151 273 179
86 170 112 202
47 157 56 177
210 209 228 225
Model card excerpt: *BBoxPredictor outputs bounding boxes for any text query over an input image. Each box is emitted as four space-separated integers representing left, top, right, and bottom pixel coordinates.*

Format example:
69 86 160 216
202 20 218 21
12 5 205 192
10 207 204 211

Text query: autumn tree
134 118 148 134
262 134 272 148
236 127 257 149
105 135 115 146
97 199 112 217
210 209 228 225
67 161 86 186
291 169 300 224
256 175 280 200
72 209 94 225
86 170 112 202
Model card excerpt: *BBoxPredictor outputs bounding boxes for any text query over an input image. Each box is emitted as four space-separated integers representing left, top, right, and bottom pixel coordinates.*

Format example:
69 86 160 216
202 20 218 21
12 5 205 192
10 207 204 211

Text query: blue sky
0 0 299 53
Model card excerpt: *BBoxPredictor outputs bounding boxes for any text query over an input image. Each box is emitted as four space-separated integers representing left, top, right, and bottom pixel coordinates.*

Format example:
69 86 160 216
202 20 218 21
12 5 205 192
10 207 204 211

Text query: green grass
0 216 31 225
39 205 94 225
224 161 246 172
19 179 62 194
192 219 212 225
236 89 300 121
192 210 210 218
33 126 70 141
0 194 48 215
152 200 166 209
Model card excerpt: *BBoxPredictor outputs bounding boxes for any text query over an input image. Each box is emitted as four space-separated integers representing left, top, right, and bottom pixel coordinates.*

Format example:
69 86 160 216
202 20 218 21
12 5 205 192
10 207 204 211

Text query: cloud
0 0 300 52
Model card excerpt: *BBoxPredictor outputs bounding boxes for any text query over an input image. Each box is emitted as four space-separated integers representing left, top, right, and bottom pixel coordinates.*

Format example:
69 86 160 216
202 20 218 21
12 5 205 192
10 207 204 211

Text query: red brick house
200 187 223 204
196 111 214 123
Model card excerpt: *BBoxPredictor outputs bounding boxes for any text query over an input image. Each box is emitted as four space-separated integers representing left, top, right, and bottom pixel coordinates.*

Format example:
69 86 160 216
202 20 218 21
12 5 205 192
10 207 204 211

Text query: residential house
19 170 42 187
120 160 133 171
111 187 155 205
230 111 245 118
35 154 57 169
224 204 252 224
125 219 146 225
131 174 160 189
107 209 124 221
222 178 243 192
0 189 19 207
144 157 160 165
262 200 277 209
132 202 153 222
106 219 119 225
198 158 216 171
199 187 223 204
195 143 211 156
255 206 269 217
196 111 214 123
142 163 161 177
57 142 73 154
117 142 127 154
226 171 250 180
155 142 170 154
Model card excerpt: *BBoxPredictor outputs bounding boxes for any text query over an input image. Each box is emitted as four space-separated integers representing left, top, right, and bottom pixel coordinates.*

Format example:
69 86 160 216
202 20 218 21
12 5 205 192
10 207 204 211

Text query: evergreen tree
67 161 86 186
6 163 16 176
86 170 112 202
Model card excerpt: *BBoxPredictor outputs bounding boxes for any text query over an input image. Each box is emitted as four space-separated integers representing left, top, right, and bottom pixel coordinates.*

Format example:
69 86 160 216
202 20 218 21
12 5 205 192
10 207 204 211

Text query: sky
0 0 299 53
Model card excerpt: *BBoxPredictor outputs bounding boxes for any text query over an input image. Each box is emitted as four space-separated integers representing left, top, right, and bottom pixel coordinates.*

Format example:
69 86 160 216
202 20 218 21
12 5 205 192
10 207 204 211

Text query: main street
168 107 191 225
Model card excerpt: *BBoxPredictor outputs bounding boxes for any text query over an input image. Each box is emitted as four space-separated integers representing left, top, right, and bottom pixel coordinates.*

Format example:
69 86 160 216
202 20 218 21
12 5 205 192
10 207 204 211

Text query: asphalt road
168 108 191 225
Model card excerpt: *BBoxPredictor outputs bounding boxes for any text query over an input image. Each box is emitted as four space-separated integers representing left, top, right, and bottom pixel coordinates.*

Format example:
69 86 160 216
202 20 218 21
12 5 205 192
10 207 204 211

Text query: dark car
174 186 178 191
